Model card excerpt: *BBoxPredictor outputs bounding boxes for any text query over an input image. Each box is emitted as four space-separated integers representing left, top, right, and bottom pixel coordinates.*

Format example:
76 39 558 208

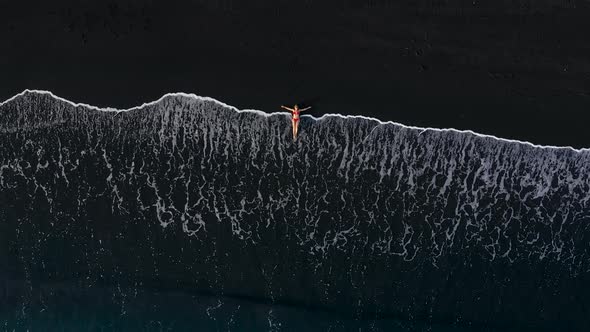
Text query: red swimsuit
292 110 300 122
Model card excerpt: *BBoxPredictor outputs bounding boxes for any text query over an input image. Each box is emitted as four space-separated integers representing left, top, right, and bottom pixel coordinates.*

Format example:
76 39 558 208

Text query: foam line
1 89 588 152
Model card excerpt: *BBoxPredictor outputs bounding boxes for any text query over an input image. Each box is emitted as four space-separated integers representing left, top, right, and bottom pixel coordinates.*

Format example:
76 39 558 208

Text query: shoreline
2 89 589 153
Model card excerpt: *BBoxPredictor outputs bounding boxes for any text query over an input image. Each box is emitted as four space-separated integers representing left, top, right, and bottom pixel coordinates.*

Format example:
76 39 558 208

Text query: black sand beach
1 2 590 331
1 1 589 147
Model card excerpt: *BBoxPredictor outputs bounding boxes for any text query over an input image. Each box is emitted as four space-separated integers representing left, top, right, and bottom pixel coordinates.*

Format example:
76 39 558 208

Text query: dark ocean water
0 90 588 331
0 280 508 332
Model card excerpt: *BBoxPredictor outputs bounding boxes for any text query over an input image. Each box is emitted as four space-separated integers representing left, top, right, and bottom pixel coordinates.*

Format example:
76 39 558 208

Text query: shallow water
0 91 588 331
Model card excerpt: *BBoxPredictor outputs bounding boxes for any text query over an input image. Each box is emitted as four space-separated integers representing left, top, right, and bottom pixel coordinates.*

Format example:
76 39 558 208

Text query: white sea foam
1 89 588 152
